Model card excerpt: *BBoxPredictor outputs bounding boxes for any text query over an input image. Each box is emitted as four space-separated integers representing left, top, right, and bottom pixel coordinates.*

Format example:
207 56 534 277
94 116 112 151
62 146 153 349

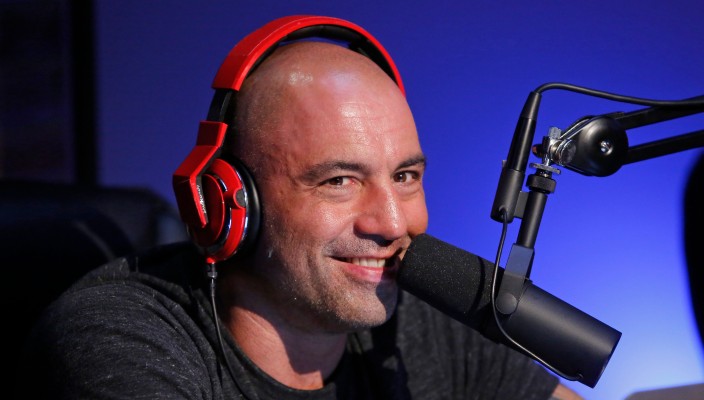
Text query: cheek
294 203 354 240
265 193 352 244
405 196 429 236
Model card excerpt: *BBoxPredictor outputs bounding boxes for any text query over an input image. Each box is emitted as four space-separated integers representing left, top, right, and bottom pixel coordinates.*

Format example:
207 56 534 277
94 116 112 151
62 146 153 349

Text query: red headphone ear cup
186 158 260 262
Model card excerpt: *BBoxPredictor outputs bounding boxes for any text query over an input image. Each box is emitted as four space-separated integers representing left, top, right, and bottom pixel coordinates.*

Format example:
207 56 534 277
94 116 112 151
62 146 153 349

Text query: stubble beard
264 245 399 334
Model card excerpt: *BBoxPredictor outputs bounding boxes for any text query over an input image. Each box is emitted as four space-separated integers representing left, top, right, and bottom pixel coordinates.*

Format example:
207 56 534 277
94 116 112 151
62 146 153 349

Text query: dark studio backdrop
2 1 703 399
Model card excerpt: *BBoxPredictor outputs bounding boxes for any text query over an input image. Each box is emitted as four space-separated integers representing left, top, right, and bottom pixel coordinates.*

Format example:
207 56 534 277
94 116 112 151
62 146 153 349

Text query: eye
394 171 419 183
325 176 352 186
315 176 358 201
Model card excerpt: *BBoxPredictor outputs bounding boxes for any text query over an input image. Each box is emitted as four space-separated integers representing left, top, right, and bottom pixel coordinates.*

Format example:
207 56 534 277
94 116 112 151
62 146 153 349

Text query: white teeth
348 257 386 267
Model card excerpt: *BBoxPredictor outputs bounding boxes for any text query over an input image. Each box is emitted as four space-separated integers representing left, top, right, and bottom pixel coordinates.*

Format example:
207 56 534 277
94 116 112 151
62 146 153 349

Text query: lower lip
344 262 397 284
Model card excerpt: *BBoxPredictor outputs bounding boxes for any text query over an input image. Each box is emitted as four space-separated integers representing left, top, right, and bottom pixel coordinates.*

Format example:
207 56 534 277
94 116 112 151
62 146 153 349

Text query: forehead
269 87 421 171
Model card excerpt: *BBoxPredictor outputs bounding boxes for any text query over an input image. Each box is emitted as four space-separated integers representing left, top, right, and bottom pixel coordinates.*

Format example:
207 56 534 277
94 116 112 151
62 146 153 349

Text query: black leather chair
0 179 188 391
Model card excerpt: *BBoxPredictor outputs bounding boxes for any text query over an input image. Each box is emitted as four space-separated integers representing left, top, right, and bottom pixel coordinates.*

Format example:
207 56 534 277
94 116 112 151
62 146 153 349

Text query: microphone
398 233 621 388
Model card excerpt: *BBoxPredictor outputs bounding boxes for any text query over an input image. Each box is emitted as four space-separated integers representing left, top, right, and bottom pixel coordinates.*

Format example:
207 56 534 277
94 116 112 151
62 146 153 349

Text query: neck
217 272 347 390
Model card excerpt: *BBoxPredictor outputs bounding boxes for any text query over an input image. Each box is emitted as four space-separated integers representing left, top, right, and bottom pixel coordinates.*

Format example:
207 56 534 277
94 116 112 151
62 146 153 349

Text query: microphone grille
399 233 497 330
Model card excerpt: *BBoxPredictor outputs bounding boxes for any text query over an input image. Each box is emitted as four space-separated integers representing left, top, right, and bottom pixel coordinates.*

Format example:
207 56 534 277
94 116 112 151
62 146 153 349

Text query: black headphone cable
206 262 257 400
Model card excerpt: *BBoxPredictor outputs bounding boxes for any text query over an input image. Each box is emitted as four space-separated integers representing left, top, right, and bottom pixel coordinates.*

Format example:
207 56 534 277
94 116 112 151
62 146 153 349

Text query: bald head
228 41 409 170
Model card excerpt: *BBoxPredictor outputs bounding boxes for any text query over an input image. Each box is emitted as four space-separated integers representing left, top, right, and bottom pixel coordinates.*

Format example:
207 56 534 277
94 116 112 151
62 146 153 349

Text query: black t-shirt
17 242 558 399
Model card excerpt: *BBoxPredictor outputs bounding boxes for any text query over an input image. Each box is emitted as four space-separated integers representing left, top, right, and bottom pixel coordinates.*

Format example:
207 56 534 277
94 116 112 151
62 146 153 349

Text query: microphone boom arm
487 83 704 386
531 91 704 177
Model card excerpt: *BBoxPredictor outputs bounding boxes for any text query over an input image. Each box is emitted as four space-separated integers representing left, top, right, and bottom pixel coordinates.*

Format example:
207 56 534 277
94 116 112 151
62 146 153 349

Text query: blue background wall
95 1 704 398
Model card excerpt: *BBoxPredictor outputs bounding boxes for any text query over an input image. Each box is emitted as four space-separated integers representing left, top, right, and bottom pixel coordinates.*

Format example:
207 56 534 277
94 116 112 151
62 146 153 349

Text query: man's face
243 61 428 333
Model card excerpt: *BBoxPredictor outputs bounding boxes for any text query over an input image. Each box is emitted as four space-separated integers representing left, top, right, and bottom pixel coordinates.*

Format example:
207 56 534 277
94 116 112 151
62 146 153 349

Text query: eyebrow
399 154 427 170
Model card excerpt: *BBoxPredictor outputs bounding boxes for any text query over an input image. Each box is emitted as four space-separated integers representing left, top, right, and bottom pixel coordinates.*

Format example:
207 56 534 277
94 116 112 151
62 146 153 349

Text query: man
18 16 582 399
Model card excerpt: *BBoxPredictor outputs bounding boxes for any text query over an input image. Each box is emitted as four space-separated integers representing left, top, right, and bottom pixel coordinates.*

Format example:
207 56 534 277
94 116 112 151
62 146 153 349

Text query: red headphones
172 15 405 264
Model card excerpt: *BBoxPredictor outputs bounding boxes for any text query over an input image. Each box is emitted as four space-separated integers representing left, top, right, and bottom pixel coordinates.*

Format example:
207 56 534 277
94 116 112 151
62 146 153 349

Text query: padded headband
211 15 404 93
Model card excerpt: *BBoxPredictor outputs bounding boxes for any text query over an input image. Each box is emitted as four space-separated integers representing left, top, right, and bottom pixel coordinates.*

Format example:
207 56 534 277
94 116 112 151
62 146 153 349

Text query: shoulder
18 242 223 398
38 241 210 348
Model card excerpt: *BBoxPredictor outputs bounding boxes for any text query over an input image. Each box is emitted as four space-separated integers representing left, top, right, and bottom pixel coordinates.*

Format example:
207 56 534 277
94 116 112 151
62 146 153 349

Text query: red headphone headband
211 15 405 93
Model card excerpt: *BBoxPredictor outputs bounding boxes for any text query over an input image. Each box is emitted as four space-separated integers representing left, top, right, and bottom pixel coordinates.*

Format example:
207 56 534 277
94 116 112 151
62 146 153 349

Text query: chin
339 292 398 331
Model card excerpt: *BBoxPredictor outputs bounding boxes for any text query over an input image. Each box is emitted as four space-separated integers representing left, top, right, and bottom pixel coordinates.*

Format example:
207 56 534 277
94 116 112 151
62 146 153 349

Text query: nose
354 184 408 244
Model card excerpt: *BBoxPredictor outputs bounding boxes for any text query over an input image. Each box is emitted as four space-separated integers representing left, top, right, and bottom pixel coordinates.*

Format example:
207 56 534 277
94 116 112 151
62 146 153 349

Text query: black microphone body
398 233 621 388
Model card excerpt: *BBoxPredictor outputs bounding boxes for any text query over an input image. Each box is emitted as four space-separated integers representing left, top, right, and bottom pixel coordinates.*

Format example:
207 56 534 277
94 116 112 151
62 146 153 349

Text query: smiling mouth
342 257 391 268
335 247 405 269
